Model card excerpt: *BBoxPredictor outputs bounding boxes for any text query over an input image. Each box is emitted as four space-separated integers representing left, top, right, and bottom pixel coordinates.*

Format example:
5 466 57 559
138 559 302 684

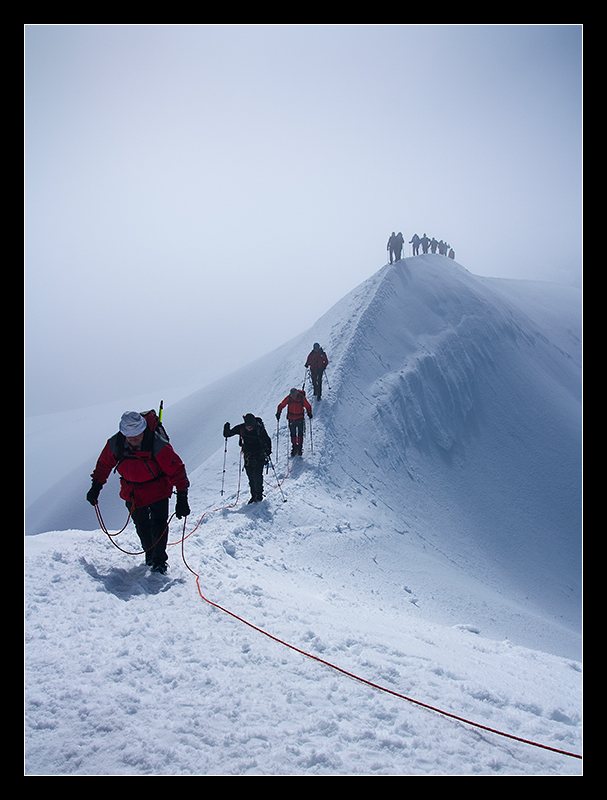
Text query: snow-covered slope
24 256 583 775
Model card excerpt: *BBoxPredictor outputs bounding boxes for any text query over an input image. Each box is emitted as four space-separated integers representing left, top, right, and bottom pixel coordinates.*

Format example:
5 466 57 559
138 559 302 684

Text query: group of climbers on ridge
86 228 457 570
86 344 330 569
225 343 328 501
388 231 455 261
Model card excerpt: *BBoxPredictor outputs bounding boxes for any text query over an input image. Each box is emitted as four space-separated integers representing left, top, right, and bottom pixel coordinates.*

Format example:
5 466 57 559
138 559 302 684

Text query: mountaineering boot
151 562 168 575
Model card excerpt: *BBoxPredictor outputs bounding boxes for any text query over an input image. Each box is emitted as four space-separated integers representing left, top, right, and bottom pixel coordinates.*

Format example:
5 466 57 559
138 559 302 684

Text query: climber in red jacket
305 343 329 400
276 388 312 456
87 411 190 574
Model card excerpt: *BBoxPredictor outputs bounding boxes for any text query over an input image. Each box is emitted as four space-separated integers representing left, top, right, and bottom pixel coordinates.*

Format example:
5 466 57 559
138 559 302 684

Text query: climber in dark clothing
387 231 404 263
223 414 272 503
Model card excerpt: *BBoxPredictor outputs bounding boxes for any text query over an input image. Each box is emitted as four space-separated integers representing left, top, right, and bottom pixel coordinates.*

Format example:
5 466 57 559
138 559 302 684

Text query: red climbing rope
94 472 582 763
175 518 582 762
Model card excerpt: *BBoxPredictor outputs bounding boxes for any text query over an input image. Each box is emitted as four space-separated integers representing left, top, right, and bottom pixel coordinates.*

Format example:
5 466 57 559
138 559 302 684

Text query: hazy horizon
24 24 582 416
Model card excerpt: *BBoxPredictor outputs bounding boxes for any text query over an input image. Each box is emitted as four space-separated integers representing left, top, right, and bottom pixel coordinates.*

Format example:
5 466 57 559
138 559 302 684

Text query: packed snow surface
25 256 582 775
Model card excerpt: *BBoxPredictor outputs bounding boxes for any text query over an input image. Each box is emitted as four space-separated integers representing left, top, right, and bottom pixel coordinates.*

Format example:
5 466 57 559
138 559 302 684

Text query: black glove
308 411 313 419
175 491 190 519
87 480 103 506
223 422 231 438
275 412 281 420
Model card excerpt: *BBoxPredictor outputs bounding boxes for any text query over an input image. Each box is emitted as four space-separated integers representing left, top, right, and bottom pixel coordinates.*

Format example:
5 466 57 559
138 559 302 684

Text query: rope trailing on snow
175 523 581 762
94 464 581 762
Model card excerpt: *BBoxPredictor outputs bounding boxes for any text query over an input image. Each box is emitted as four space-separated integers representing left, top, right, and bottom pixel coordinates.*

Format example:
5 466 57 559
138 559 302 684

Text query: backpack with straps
112 405 169 469
140 408 169 442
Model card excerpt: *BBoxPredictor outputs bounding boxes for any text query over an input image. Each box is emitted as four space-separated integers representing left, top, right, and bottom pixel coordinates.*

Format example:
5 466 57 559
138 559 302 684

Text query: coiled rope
95 452 244 553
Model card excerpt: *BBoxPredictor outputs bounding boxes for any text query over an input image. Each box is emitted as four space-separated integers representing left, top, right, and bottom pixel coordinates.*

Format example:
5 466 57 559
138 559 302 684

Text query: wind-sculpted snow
311 258 582 645
325 257 576 456
369 327 485 452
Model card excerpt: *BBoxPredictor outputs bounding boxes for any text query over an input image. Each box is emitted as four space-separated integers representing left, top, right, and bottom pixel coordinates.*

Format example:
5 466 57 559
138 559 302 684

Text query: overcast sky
24 24 582 415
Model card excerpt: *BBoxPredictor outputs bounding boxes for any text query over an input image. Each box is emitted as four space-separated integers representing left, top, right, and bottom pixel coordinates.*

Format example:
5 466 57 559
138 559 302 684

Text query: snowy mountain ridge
25 255 583 775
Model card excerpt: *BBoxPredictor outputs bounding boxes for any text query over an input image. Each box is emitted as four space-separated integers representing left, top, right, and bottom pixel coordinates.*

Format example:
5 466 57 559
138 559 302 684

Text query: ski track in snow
25 257 582 775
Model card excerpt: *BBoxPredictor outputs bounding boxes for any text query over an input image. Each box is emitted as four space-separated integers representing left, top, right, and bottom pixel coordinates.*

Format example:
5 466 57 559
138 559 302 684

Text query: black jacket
223 419 272 459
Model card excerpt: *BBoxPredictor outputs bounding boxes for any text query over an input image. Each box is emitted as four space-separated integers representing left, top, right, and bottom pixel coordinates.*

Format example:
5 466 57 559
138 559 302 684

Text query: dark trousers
244 455 265 501
289 418 305 446
127 497 169 567
310 368 323 399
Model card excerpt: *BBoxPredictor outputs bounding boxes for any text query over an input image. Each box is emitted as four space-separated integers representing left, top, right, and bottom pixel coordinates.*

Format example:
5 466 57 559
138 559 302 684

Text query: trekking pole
269 457 287 502
158 399 164 423
309 415 314 454
276 418 280 468
220 437 228 495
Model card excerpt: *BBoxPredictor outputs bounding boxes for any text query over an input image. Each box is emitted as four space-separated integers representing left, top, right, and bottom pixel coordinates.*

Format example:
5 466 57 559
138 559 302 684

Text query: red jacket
277 390 312 420
91 428 189 509
305 348 328 371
